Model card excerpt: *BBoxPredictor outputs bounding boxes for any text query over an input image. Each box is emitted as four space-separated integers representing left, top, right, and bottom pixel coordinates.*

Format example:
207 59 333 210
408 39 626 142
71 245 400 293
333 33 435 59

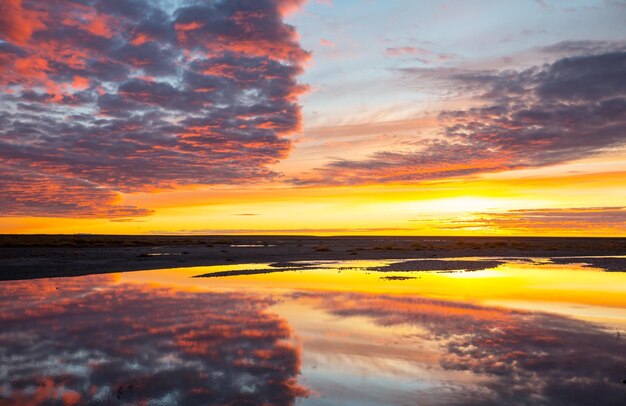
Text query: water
1 258 625 405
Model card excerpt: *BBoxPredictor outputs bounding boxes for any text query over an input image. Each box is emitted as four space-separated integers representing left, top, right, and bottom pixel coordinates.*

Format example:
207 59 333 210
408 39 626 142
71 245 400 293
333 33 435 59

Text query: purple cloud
0 0 309 217
292 47 626 185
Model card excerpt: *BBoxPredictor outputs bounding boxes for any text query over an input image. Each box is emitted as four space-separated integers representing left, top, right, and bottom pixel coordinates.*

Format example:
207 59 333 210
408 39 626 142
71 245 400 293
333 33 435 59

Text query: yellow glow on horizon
118 260 626 326
2 166 625 236
406 196 512 214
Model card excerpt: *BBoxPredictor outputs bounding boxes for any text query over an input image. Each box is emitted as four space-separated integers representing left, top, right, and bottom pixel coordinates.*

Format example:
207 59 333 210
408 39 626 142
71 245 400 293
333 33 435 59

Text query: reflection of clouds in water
0 276 308 405
296 292 626 406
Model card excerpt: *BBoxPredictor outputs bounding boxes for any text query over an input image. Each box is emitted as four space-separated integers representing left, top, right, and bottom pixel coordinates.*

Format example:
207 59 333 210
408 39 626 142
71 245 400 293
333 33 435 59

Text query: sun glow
118 260 626 326
425 197 504 213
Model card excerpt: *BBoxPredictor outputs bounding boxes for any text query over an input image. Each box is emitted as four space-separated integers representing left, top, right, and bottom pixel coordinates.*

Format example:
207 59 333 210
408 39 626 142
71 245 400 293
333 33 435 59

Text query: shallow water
1 258 625 405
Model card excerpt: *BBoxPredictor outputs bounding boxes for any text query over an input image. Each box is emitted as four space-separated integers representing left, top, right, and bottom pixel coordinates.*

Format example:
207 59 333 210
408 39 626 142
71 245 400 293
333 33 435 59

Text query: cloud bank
0 0 308 217
293 47 626 185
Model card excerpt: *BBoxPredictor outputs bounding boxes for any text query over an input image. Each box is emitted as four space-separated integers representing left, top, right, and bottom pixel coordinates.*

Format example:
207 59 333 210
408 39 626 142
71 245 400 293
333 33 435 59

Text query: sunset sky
1 0 625 235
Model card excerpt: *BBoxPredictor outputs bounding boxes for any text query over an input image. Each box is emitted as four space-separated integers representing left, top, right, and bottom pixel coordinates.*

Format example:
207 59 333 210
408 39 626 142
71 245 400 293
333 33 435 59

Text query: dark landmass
194 266 322 278
195 258 505 278
380 276 418 281
370 259 505 272
549 257 626 272
194 268 301 278
0 235 625 280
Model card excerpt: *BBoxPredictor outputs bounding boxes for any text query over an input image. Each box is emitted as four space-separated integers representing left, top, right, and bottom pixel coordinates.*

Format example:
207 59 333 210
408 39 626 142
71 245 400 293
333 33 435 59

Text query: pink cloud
0 0 309 218
0 0 46 44
385 46 433 58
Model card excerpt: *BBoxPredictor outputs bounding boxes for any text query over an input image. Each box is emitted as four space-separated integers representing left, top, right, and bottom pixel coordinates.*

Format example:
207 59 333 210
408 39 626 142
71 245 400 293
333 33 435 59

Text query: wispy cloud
442 207 626 233
0 167 152 218
385 46 420 57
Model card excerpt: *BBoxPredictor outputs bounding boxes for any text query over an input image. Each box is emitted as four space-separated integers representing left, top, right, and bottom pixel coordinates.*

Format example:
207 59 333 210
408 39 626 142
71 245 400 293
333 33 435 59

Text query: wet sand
0 235 625 280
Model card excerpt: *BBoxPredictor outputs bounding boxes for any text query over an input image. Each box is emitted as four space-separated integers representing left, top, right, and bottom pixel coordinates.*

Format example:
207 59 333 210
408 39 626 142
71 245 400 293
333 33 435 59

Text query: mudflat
1 235 625 280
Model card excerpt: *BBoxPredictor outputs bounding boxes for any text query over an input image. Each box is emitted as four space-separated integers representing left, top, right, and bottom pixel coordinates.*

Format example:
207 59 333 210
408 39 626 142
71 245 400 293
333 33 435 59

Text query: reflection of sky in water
0 275 307 405
1 259 625 405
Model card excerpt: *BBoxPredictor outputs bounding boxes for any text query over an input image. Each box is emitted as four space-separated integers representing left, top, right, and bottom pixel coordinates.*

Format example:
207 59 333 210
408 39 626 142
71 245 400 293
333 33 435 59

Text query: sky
0 0 625 236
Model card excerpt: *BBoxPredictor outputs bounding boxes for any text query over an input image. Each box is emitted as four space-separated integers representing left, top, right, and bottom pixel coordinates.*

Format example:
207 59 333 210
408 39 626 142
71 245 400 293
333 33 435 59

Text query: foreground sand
1 235 625 280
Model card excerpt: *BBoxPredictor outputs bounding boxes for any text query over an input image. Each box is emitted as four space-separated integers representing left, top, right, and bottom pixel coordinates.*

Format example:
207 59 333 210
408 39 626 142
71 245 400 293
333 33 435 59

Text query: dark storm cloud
292 48 626 186
0 0 308 217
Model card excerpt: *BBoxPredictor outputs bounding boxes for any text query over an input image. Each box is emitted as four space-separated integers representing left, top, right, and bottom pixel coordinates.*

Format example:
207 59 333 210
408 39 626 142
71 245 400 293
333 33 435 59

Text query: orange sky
1 0 625 235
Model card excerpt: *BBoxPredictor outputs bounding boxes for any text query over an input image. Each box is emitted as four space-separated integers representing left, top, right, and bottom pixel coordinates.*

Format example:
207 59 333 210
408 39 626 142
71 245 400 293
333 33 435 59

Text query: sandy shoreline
1 235 625 280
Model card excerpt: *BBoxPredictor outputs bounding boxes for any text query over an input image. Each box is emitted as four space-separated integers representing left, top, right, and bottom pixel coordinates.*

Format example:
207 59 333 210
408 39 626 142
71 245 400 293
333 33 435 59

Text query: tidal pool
1 258 625 405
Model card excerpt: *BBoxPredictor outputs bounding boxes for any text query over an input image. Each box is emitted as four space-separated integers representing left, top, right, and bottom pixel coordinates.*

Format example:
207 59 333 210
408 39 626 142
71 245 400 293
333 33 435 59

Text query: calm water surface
1 258 626 405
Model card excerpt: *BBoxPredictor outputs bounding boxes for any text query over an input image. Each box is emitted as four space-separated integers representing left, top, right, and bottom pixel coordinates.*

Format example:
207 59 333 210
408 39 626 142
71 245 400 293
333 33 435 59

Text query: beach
1 235 625 280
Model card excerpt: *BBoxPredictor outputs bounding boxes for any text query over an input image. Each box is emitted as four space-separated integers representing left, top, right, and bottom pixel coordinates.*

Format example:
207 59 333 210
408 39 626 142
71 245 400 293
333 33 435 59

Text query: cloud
441 206 626 233
385 46 433 57
0 0 308 217
539 40 626 57
0 275 309 404
385 46 419 57
319 38 335 47
384 46 451 64
0 167 152 218
292 48 626 185
0 0 46 44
